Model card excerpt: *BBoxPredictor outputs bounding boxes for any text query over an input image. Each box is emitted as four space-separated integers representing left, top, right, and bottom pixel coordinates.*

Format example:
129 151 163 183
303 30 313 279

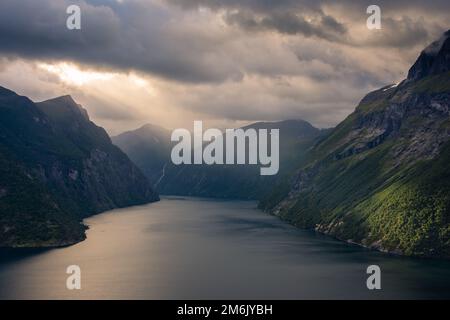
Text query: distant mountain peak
40 95 78 109
37 95 90 121
52 94 76 103
407 29 450 82
140 123 169 132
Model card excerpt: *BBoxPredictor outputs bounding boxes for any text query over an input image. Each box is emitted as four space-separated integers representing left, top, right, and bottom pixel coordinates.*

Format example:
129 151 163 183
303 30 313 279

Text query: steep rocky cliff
260 30 450 258
0 88 159 247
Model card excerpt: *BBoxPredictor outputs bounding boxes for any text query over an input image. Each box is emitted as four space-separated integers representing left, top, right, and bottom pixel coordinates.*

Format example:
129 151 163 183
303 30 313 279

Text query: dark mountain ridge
113 119 326 199
0 88 159 247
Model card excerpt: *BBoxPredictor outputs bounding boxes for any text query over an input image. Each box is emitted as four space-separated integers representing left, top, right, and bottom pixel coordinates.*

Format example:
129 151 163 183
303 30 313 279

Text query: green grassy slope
260 72 450 258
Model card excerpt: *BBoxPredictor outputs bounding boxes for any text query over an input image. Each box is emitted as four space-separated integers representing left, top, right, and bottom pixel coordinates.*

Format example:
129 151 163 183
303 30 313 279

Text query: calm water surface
1 197 450 299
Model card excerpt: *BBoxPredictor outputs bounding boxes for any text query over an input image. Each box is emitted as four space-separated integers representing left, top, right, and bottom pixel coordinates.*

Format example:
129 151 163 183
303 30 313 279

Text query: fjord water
1 197 450 299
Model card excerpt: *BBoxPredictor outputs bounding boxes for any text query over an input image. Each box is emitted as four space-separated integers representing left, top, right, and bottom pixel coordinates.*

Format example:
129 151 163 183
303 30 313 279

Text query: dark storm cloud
170 0 349 42
0 0 448 85
0 0 243 83
165 0 321 12
167 0 449 47
166 0 450 13
361 16 431 48
225 11 347 41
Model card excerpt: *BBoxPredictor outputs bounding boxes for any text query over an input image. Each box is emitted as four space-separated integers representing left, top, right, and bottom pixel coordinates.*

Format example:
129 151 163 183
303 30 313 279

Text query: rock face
114 120 325 199
0 87 159 248
260 30 450 259
407 30 450 82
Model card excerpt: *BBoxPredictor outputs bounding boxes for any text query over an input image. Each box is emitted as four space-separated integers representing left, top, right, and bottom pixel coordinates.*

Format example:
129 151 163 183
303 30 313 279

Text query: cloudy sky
0 0 449 135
